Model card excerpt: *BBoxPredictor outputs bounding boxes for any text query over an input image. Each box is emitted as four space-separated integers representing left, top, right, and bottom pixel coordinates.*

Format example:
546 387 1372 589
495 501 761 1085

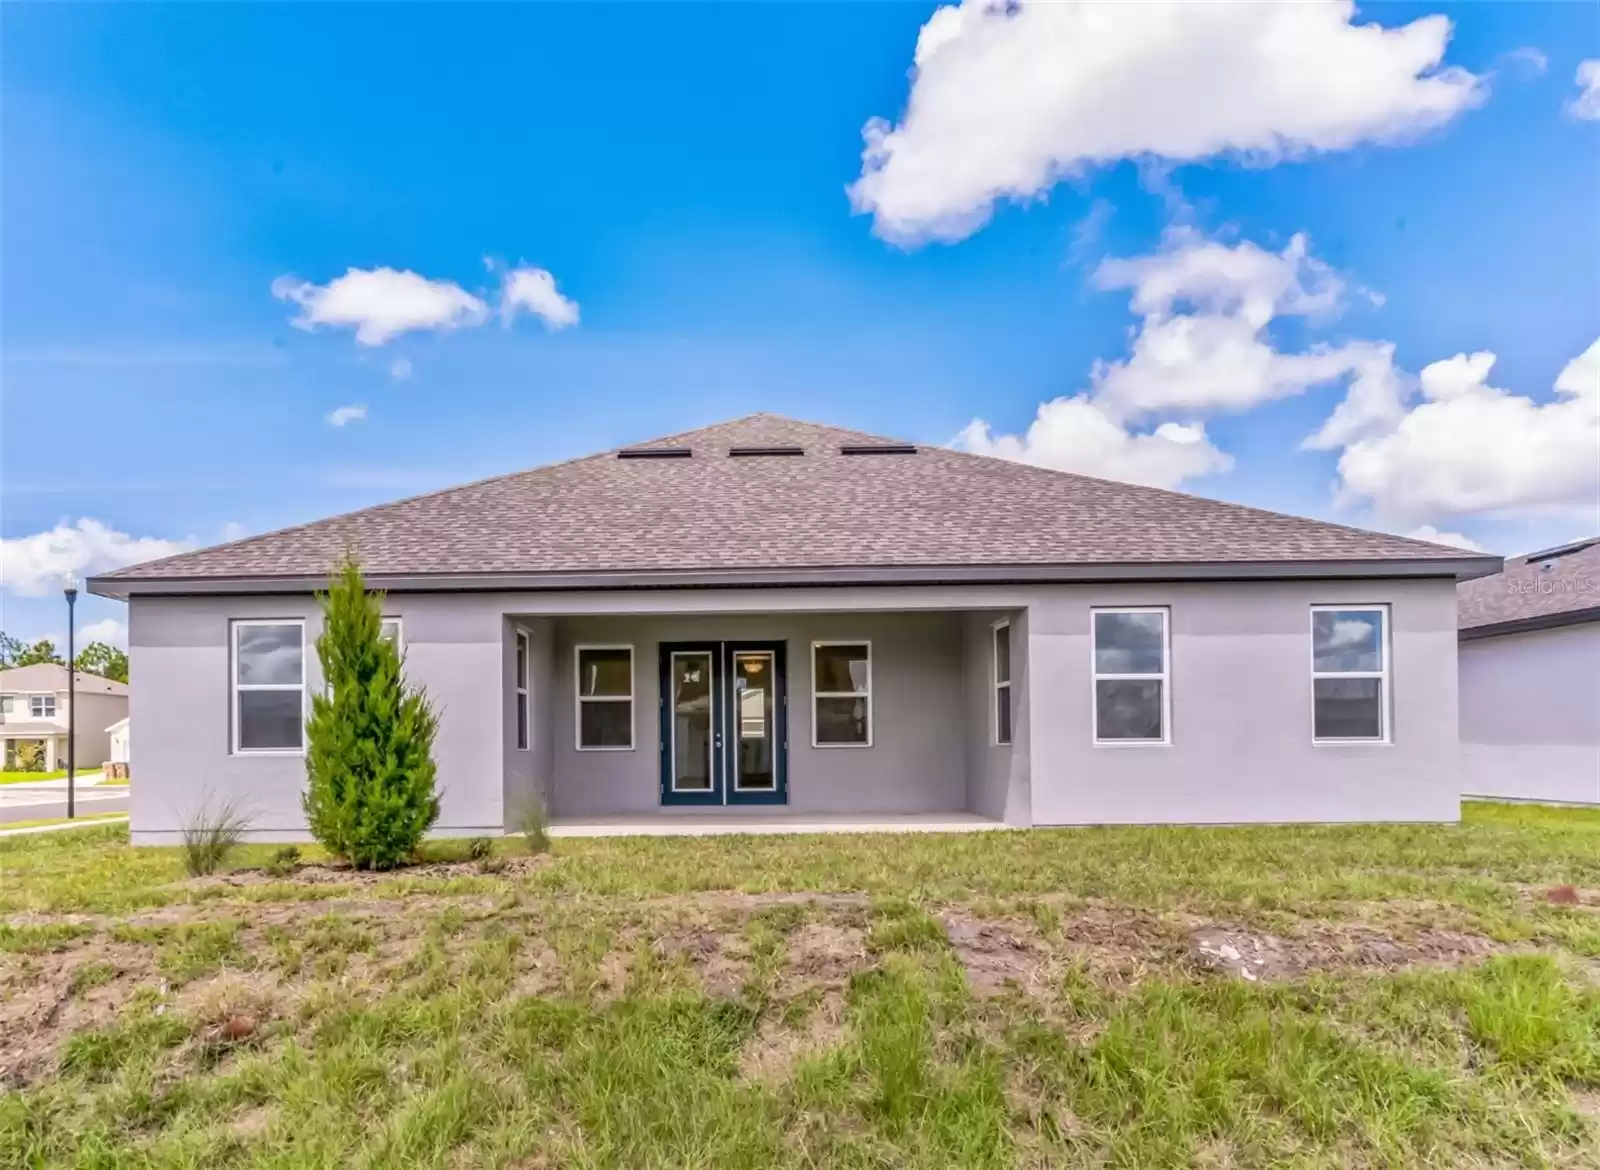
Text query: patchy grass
0 813 126 833
0 804 1598 1167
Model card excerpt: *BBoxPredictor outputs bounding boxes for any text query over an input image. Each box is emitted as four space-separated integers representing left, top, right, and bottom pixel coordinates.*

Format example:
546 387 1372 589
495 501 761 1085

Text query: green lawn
0 812 128 833
1 803 1597 1168
0 769 105 785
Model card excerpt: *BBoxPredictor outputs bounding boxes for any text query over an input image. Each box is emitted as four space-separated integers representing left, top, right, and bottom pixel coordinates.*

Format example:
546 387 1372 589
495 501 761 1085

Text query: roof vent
840 443 917 456
729 445 804 458
617 446 692 460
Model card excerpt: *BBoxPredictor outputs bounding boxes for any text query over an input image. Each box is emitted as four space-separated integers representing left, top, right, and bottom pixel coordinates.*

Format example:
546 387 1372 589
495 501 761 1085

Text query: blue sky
3 2 1597 647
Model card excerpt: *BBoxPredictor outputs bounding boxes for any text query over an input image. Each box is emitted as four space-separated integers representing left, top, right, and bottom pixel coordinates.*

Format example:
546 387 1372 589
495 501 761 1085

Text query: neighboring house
108 717 131 765
0 663 130 772
90 414 1499 845
1457 537 1600 806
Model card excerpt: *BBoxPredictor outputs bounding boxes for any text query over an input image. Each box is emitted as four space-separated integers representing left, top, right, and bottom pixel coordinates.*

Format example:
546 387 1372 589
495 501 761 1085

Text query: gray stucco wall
961 611 1031 825
123 575 1463 841
128 594 508 844
1026 578 1461 825
548 611 967 817
1460 623 1600 805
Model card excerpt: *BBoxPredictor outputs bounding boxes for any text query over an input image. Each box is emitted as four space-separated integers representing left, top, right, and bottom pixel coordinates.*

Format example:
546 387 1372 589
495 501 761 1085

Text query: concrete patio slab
546 812 1008 838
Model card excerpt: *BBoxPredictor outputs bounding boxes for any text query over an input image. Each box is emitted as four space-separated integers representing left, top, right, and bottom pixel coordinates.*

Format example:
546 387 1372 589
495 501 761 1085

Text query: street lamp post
64 572 79 820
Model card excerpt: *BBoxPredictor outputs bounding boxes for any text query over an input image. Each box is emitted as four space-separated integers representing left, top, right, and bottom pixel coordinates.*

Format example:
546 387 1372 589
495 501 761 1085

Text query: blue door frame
659 641 788 806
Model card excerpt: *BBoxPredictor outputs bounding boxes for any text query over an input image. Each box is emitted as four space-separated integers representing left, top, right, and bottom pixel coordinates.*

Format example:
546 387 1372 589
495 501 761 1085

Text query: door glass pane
1093 612 1164 675
1312 610 1384 673
1095 679 1163 741
734 653 775 790
672 654 712 789
1314 678 1383 740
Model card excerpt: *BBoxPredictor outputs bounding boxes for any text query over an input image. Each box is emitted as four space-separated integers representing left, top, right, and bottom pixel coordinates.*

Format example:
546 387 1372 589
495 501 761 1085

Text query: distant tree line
0 632 129 683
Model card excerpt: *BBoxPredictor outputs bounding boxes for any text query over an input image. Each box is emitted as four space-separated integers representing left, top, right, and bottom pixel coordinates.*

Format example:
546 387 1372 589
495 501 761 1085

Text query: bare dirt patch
780 922 869 997
652 925 752 999
739 993 847 1082
191 854 553 891
0 941 160 1087
1191 923 1503 982
939 911 1047 997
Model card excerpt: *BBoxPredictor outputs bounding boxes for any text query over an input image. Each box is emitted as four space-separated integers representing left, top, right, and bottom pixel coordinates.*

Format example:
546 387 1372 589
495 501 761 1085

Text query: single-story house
1457 537 1600 806
107 716 131 766
90 414 1500 845
0 663 129 772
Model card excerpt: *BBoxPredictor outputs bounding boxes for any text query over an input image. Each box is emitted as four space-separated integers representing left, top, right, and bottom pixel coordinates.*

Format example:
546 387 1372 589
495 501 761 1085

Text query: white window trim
29 694 58 719
574 643 634 751
992 619 1012 747
1090 607 1171 747
231 618 307 756
1310 605 1391 745
380 617 403 650
811 640 873 748
515 630 530 752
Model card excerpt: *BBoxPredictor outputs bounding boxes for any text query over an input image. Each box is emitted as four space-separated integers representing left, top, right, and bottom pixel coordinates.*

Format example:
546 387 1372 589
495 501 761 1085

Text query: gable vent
729 445 804 458
617 446 691 460
840 443 917 456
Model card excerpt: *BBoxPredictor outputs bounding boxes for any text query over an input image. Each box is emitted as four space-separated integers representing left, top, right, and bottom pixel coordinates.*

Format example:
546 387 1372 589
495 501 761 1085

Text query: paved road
0 783 129 825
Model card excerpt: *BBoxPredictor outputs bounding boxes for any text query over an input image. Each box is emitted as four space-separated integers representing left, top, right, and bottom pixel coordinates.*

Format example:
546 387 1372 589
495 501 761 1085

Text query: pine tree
302 555 439 869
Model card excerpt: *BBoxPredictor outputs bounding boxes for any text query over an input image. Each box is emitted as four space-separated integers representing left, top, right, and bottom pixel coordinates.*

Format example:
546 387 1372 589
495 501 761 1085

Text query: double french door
659 642 788 805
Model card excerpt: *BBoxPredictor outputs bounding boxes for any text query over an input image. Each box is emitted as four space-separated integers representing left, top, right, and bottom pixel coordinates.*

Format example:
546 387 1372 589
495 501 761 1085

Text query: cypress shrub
302 555 439 869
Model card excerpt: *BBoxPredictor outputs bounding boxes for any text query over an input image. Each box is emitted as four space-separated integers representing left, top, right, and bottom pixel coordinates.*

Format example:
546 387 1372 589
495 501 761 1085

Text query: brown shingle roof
1458 538 1600 636
95 413 1488 588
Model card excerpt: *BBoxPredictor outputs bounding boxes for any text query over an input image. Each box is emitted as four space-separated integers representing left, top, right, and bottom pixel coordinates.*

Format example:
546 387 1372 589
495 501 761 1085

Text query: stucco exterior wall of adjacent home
1024 577 1462 825
128 594 509 844
1458 623 1600 806
546 611 968 818
67 691 126 768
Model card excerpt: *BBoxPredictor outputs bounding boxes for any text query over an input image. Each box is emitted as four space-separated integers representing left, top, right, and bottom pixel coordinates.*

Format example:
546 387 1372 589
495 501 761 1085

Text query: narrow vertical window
1311 607 1389 742
232 620 305 753
576 645 633 749
1092 608 1169 744
813 642 871 746
380 618 402 649
515 630 530 751
993 620 1012 746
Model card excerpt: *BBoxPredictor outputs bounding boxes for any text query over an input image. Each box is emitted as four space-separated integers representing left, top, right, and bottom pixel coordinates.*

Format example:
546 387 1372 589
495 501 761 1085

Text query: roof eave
90 554 1501 599
1459 604 1600 641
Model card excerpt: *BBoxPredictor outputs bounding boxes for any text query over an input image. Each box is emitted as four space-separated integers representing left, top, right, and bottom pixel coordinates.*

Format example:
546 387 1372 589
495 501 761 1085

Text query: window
993 620 1012 745
813 641 871 746
1311 607 1389 742
29 695 57 719
380 618 402 648
232 620 305 753
515 631 530 751
576 645 633 749
1092 608 1169 744
0 696 11 714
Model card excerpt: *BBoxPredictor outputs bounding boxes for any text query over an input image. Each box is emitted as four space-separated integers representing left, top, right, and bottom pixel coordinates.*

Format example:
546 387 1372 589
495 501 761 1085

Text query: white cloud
955 229 1369 489
1313 339 1600 526
1404 525 1483 552
1568 59 1600 120
273 268 489 346
1504 47 1547 77
850 0 1484 243
326 404 368 427
499 266 580 329
955 400 1234 490
220 521 249 543
78 618 128 649
0 519 194 597
389 358 413 381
